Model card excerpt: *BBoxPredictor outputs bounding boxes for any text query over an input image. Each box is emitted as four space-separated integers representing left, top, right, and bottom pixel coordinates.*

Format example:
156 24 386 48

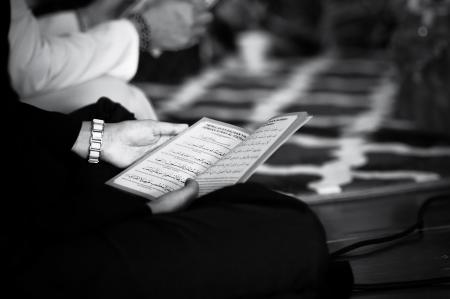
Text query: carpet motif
139 54 450 203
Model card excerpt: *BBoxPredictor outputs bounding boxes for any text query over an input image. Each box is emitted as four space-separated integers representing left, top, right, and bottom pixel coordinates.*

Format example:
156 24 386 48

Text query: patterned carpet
138 53 450 204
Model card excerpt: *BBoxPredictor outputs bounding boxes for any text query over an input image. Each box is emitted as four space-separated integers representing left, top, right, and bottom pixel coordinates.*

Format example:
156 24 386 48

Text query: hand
215 0 267 30
72 120 188 168
102 120 188 168
78 0 139 28
140 1 213 51
148 179 199 213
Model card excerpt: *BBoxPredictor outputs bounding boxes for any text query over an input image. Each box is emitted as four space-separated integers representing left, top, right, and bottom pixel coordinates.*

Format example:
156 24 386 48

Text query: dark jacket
1 0 149 284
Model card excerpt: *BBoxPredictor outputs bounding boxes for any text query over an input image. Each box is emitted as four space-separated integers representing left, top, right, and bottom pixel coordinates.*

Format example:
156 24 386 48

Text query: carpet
138 53 450 204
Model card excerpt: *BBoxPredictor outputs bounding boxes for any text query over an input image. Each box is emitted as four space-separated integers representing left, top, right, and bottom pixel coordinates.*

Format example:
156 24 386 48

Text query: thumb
148 179 199 214
131 121 188 146
151 122 189 136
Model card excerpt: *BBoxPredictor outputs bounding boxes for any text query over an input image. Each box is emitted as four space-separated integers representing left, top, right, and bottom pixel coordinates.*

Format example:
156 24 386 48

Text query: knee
200 183 311 212
276 204 329 292
195 182 328 265
213 183 328 263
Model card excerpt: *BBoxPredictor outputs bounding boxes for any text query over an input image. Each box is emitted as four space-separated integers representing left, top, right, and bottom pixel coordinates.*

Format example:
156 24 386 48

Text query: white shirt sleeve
8 0 140 98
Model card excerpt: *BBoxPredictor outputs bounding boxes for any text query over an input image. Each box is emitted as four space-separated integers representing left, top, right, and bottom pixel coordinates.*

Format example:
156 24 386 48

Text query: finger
127 121 187 146
148 179 199 214
142 135 173 152
204 0 221 9
191 0 209 12
149 121 189 136
131 135 172 159
153 135 173 148
192 26 208 37
195 12 213 25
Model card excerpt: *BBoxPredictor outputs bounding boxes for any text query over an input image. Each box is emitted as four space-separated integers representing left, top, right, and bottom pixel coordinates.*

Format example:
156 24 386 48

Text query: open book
107 112 311 199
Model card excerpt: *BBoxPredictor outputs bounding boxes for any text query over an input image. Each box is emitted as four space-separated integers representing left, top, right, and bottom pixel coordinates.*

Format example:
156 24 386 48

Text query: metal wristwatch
88 119 104 164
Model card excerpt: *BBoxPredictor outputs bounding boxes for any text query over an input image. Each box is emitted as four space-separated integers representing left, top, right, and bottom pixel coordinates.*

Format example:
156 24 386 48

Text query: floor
138 48 450 297
312 185 450 298
139 53 450 205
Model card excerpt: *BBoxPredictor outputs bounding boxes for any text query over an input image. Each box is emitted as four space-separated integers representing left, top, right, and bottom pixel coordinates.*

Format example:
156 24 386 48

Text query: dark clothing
263 0 323 56
14 184 329 299
2 1 332 298
133 46 202 85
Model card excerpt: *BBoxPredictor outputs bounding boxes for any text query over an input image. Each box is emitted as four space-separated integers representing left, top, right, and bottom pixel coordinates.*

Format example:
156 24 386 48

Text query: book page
196 112 310 196
107 118 250 200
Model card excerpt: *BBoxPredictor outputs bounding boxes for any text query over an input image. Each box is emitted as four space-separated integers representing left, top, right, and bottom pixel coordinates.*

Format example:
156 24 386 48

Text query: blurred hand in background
138 0 213 51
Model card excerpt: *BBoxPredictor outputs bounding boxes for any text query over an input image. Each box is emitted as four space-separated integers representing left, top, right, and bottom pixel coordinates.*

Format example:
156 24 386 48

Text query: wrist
128 13 153 53
72 121 91 158
100 122 114 164
88 119 105 164
71 120 106 163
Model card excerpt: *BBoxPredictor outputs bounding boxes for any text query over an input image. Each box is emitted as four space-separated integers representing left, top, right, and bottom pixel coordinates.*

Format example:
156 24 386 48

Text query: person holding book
9 0 212 119
3 2 333 298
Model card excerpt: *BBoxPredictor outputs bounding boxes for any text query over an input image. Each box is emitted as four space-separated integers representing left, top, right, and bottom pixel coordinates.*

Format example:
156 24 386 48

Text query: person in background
203 0 323 63
260 0 323 56
9 0 212 119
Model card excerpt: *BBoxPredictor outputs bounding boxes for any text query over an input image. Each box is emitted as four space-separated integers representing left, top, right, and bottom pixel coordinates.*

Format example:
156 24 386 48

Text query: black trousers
15 99 330 298
18 184 329 299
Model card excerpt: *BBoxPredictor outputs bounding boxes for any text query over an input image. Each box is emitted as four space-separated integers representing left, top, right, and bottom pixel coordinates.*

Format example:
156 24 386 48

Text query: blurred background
32 0 448 136
26 0 450 201
29 0 450 133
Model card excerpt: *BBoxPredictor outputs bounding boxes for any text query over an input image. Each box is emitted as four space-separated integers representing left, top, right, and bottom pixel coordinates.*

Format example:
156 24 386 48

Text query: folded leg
16 184 329 299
